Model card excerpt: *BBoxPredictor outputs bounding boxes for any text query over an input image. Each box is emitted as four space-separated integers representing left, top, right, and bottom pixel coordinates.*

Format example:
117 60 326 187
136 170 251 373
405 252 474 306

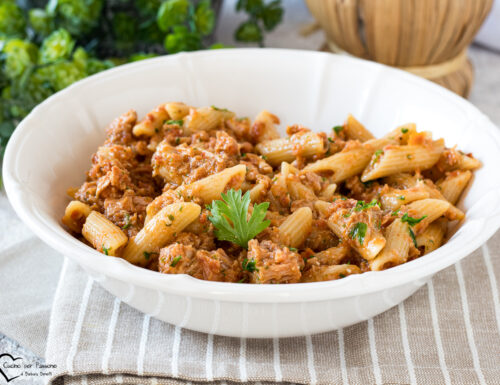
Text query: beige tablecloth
44 241 500 385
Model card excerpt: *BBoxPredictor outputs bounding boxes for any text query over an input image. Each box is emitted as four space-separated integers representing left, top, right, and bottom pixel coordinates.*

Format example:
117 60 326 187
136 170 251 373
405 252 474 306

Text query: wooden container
305 0 493 97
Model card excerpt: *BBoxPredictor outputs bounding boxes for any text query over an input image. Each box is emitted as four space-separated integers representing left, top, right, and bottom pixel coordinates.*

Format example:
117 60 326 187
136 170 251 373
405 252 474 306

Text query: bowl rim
4 48 500 303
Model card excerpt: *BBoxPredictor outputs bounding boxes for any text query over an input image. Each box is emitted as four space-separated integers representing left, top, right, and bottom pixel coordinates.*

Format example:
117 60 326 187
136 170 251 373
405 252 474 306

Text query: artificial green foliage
0 0 284 179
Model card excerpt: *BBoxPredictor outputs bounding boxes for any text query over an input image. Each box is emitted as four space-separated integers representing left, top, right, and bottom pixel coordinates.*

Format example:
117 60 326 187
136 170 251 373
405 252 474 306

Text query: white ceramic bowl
4 49 500 338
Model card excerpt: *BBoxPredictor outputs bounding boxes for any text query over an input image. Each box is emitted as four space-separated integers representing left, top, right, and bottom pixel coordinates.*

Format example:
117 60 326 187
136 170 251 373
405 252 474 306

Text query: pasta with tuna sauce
63 103 480 283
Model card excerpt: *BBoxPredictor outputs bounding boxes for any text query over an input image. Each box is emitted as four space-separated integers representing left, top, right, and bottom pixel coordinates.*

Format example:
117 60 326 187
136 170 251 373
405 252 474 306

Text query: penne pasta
62 200 92 233
132 103 169 136
124 202 201 266
404 198 450 234
252 110 281 142
255 131 324 166
437 170 472 205
361 139 445 181
379 186 430 211
327 200 386 261
82 211 128 256
176 164 247 204
279 207 313 248
370 219 410 271
416 218 447 254
184 106 235 132
302 264 361 282
165 102 190 120
303 138 392 183
344 114 374 142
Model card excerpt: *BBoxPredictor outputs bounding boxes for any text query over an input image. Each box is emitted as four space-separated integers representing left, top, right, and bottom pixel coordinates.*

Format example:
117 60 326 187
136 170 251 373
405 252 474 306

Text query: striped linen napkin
45 234 500 385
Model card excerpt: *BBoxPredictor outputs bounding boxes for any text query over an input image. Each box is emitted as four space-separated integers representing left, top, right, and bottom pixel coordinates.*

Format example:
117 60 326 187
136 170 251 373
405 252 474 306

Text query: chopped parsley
261 155 268 160
143 251 152 260
122 213 131 230
401 213 427 226
327 137 334 143
339 273 346 278
391 209 400 216
208 189 270 248
168 214 175 221
349 222 367 245
354 199 380 212
102 246 109 255
170 255 182 267
401 127 409 134
211 105 228 112
242 258 258 272
175 137 180 145
333 125 344 134
407 154 413 160
179 205 183 212
166 119 184 126
289 247 298 252
343 213 351 218
155 127 159 133
408 227 418 247
398 196 406 200
373 149 383 163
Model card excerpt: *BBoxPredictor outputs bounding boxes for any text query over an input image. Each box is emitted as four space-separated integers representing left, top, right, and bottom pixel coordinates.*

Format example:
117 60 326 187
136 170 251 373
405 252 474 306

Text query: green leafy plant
208 189 270 248
0 0 284 184
235 0 283 46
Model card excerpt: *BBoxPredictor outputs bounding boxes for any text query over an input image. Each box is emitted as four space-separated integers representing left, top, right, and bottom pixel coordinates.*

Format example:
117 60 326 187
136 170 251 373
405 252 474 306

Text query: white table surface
1 1 499 383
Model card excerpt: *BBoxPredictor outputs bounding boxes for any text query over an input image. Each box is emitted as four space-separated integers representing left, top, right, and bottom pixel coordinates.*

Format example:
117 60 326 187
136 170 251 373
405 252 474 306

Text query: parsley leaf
166 119 183 126
242 258 258 272
122 213 131 230
211 105 228 112
170 255 182 267
333 125 343 134
354 199 380 212
208 189 270 248
349 222 367 245
401 213 427 226
409 227 418 247
401 127 409 134
373 149 383 163
102 246 109 255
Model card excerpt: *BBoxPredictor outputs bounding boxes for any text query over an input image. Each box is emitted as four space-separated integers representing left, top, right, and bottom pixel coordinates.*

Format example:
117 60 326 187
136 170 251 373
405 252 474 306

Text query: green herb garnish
409 227 418 247
401 213 427 226
391 209 400 216
373 149 383 163
122 213 131 230
170 255 182 267
398 196 406 201
333 125 344 134
208 189 270 248
401 128 409 134
354 199 380 212
102 246 109 255
289 247 298 252
349 222 367 245
242 258 258 272
211 105 228 112
407 154 413 160
143 251 151 260
166 119 184 126
328 137 334 143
